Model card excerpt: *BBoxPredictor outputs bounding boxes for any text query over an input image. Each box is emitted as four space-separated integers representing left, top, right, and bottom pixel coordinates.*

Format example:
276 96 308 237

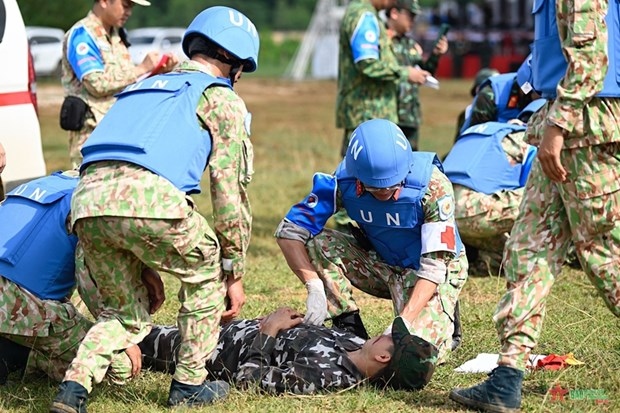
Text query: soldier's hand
221 276 246 323
538 123 567 182
259 307 303 337
304 278 328 325
161 53 179 73
407 66 430 85
141 267 165 314
125 344 142 377
138 51 162 73
0 142 5 174
433 36 449 55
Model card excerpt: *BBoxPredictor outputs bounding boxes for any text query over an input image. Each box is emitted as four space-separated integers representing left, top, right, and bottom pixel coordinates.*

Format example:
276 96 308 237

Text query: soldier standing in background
450 0 620 411
336 0 430 157
387 0 448 150
51 6 259 412
61 0 176 168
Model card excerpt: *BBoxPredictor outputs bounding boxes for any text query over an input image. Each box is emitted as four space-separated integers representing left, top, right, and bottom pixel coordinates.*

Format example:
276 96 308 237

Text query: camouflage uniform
391 35 440 150
453 127 530 275
336 0 408 156
277 168 468 363
494 0 620 371
209 320 365 394
62 11 138 168
65 60 253 392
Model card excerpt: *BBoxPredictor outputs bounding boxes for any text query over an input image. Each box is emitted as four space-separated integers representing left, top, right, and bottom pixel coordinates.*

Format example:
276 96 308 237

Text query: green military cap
394 0 421 15
371 316 438 390
471 68 500 96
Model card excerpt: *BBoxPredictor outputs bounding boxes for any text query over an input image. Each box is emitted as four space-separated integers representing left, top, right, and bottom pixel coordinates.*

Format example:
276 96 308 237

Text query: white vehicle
127 27 186 65
26 26 65 77
0 0 47 193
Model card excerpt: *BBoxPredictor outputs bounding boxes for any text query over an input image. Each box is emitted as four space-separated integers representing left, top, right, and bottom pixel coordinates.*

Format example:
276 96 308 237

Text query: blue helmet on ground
345 119 413 188
182 6 260 72
516 54 533 93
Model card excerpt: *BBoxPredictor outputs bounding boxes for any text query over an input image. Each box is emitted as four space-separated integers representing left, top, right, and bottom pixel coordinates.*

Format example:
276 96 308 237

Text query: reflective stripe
0 91 32 106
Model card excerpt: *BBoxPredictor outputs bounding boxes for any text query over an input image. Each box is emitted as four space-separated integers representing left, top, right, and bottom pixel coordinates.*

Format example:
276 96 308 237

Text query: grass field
0 78 618 412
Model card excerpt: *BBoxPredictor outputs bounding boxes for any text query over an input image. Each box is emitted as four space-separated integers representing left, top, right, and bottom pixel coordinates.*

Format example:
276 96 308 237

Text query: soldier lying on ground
2 307 436 394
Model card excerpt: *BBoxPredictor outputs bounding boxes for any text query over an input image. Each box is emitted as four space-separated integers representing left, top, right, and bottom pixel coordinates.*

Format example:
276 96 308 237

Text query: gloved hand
304 278 328 325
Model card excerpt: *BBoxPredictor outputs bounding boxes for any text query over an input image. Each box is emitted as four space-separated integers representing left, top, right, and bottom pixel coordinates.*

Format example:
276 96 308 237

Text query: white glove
303 278 328 325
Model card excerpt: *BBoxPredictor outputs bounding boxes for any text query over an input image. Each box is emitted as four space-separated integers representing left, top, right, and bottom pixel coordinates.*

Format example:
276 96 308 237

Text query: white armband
421 222 457 254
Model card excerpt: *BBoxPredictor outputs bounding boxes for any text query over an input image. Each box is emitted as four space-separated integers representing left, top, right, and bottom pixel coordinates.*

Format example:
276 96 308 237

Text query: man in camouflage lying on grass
2 307 436 394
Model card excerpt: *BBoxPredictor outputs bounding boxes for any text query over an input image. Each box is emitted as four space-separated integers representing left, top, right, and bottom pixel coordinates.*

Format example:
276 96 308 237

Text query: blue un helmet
345 119 413 188
182 6 260 72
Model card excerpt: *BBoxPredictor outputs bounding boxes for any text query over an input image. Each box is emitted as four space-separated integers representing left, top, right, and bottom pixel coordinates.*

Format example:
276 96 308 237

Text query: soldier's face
391 9 416 35
102 0 135 28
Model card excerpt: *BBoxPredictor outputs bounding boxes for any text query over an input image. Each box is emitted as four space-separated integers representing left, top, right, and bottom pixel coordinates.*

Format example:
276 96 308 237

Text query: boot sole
449 389 520 413
49 401 80 413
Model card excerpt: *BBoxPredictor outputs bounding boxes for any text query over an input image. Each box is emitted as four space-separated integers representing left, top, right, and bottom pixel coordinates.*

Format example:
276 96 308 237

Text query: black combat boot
50 381 88 413
139 326 181 374
332 310 369 340
0 336 30 385
449 365 524 413
167 379 229 407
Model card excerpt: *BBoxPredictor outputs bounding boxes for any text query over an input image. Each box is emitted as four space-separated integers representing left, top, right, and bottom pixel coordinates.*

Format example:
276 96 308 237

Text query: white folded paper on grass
454 353 547 373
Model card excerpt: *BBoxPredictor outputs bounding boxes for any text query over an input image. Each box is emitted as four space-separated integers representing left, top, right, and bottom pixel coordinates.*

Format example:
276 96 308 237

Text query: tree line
19 0 317 31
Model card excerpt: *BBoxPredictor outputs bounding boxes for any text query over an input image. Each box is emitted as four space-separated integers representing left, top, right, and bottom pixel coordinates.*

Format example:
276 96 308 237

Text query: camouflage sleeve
235 333 354 394
502 130 530 164
200 86 253 279
81 70 137 98
546 0 607 133
356 59 408 82
468 85 497 127
421 167 458 265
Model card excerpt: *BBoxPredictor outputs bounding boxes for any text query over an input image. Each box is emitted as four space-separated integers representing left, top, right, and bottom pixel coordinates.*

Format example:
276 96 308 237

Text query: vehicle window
29 35 60 45
129 35 156 45
163 36 182 44
0 0 6 43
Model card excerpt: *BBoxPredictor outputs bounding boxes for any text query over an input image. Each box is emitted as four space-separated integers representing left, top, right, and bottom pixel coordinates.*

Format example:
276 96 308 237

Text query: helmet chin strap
229 64 242 86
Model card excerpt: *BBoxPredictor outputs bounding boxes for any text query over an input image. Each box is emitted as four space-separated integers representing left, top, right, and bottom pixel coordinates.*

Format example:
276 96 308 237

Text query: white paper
454 353 547 373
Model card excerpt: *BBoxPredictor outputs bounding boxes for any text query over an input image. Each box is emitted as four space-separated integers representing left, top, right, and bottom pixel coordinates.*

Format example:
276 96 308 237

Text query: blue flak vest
0 172 78 301
81 72 231 194
444 122 532 195
460 73 520 135
336 152 463 270
531 0 620 99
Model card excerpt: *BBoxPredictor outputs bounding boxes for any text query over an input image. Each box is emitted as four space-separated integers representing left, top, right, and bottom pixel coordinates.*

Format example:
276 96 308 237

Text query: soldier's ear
375 352 391 364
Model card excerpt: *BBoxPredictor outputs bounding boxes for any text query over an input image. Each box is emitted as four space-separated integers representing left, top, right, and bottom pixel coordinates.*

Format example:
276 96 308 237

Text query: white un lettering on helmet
229 10 258 37
395 131 408 151
349 133 363 160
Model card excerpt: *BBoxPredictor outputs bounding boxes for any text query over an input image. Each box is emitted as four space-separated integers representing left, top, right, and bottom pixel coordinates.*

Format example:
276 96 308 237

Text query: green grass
1 79 618 412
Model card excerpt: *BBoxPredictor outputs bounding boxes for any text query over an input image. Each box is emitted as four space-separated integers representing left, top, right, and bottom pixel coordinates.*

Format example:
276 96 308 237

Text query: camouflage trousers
453 185 523 276
306 229 468 362
0 276 132 383
66 210 227 392
495 143 620 371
